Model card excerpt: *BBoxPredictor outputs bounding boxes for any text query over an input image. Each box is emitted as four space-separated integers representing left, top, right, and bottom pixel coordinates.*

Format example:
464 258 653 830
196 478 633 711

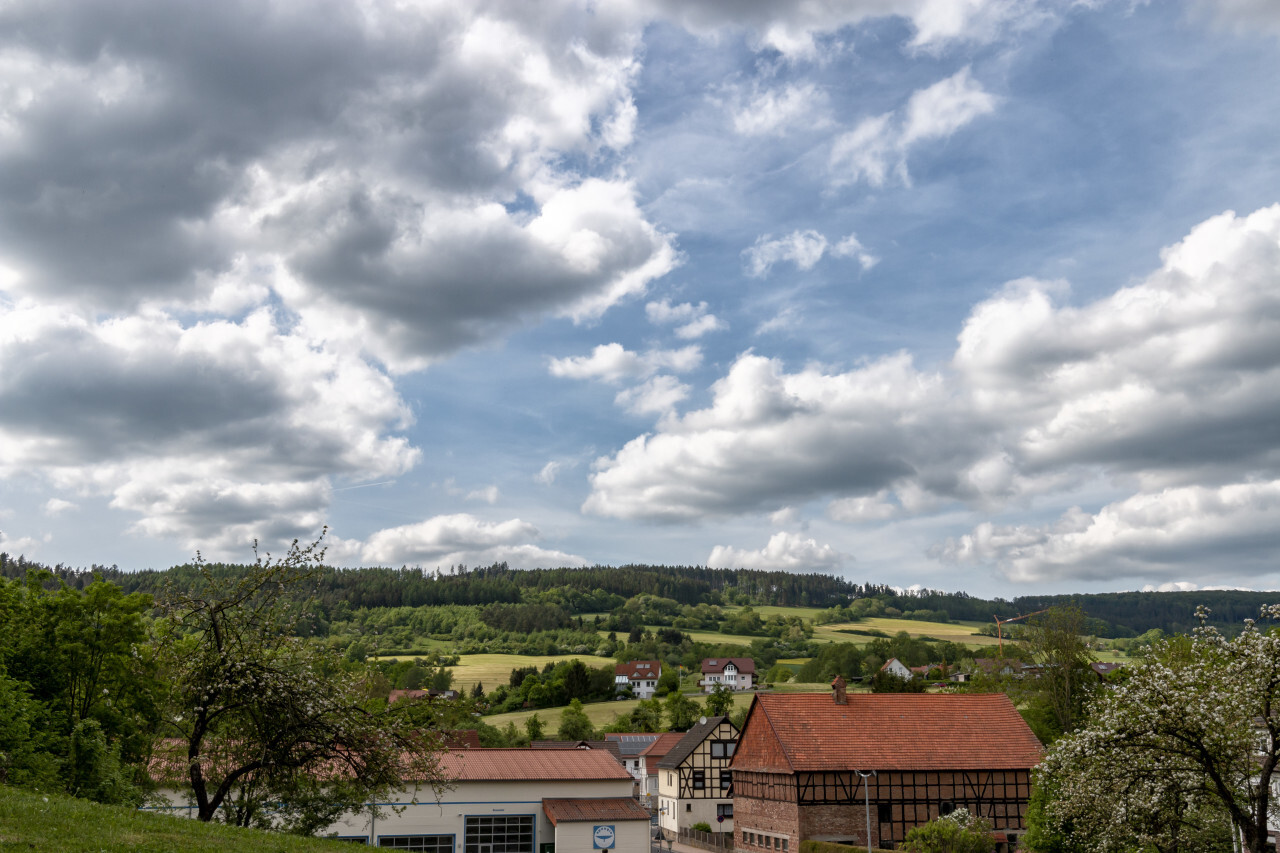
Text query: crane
992 609 1049 657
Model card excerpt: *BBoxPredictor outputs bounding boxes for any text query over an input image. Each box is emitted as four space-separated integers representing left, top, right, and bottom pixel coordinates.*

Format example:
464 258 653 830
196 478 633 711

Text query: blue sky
3 0 1280 597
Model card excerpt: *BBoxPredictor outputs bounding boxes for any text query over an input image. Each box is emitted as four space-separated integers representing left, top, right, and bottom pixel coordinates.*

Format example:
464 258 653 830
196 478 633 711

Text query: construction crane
992 609 1049 657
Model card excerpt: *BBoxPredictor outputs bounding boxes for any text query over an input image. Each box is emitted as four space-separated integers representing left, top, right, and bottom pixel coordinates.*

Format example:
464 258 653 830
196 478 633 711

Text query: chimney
831 675 847 705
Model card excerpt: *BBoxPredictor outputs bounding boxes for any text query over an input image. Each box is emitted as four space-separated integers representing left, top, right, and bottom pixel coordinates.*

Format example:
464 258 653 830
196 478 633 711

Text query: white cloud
830 67 997 187
730 83 828 136
707 531 846 571
549 343 702 383
647 299 726 339
536 461 562 485
616 375 691 416
43 498 78 516
1192 0 1280 37
744 230 830 277
832 234 880 271
359 513 587 568
466 486 501 504
0 530 41 556
933 480 1280 583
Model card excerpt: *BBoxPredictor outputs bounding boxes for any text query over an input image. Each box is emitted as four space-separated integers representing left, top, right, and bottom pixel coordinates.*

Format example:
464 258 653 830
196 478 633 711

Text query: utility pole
855 769 876 853
992 609 1049 656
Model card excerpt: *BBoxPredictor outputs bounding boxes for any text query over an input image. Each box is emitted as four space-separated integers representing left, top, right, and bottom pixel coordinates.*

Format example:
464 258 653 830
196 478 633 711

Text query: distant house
971 658 1019 678
615 660 662 699
388 688 459 703
656 715 739 838
638 732 686 806
879 658 912 680
604 732 662 789
700 658 755 692
1090 662 1123 679
730 678 1043 851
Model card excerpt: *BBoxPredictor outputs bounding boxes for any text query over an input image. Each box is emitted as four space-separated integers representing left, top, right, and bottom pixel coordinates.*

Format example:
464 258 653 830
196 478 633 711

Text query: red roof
639 732 686 762
543 798 653 825
734 693 1042 772
440 749 632 782
615 660 662 679
701 657 755 674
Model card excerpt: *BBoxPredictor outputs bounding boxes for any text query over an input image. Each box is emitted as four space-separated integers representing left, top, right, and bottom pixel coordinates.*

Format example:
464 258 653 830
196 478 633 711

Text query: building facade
700 658 755 692
731 682 1042 851
614 661 662 699
656 716 739 837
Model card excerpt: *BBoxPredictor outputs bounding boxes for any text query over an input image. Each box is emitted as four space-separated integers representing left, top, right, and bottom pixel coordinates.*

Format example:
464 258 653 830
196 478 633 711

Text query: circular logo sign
593 825 616 849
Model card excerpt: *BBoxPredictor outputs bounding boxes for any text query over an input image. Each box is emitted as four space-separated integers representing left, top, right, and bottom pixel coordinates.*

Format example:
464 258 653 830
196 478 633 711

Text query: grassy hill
0 785 360 852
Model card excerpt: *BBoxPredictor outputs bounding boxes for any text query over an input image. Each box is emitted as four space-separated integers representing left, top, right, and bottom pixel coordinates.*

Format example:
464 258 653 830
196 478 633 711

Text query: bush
800 842 864 853
691 822 713 833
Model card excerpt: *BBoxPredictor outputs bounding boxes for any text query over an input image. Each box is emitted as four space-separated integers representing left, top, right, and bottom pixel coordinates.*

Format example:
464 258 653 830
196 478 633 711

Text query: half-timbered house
731 679 1042 850
656 715 740 838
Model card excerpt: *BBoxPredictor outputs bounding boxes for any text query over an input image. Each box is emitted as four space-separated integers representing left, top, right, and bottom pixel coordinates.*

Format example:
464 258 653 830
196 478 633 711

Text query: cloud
536 461 563 485
830 67 997 187
0 0 675 370
616 375 691 416
729 83 828 136
646 299 726 339
832 234 880 271
43 498 78 516
1192 0 1280 37
466 486 501 504
744 230 830 277
0 304 417 554
932 480 1280 583
707 531 846 571
588 203 1280 577
358 513 587 568
0 530 42 556
549 342 702 383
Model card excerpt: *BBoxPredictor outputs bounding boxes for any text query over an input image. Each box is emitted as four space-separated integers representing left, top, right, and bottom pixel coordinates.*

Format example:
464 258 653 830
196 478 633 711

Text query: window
692 770 705 790
686 803 692 813
464 816 534 853
720 770 732 791
782 841 788 851
380 836 453 852
335 839 369 845
717 804 733 819
710 741 736 759
877 803 891 823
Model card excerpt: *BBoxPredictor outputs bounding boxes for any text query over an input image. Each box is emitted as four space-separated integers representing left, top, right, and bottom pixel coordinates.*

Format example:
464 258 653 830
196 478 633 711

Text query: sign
717 816 725 824
593 825 616 849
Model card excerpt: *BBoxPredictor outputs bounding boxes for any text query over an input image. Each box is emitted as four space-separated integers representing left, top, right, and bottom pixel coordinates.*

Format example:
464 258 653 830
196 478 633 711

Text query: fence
677 828 735 852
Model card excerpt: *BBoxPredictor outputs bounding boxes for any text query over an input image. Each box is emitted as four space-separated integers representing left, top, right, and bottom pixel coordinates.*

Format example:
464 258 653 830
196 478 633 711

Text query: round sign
717 815 725 824
593 825 616 849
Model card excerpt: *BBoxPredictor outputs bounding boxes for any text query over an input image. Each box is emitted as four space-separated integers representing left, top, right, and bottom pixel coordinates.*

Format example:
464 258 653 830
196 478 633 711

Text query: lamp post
854 769 876 853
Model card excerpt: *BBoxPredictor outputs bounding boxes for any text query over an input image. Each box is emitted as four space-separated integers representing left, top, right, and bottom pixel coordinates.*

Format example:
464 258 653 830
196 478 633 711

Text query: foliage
155 534 445 827
665 690 700 731
799 841 865 853
524 713 544 742
1035 605 1280 853
704 683 734 716
1015 605 1096 742
869 670 926 693
556 699 595 740
900 808 994 853
691 822 713 832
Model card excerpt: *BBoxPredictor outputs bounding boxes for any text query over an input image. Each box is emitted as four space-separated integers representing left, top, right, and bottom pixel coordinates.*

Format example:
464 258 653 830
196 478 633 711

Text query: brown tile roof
532 740 624 761
657 716 736 770
735 693 1042 772
616 660 662 679
440 749 632 782
639 732 685 762
443 730 482 749
701 657 755 674
542 797 653 825
604 733 661 757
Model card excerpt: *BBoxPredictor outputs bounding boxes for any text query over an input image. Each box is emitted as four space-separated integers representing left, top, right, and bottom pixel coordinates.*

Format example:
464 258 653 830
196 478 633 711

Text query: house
879 658 912 680
656 716 739 838
730 678 1043 851
700 658 755 692
151 748 651 851
1090 662 1123 679
604 733 662 790
638 732 685 806
615 660 662 699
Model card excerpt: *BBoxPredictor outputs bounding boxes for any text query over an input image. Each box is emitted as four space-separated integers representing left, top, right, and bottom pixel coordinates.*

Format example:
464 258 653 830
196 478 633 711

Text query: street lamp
854 769 876 853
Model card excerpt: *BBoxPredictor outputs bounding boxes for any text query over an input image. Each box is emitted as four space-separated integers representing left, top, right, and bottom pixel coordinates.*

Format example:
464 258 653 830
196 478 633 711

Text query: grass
810 618 1002 648
0 785 358 852
482 690 756 732
372 652 616 693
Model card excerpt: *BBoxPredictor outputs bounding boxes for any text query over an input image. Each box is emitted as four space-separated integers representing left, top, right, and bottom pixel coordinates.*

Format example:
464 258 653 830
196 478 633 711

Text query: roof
442 730 481 749
701 657 755 674
440 749 632 782
542 798 653 825
604 733 661 757
657 716 736 769
734 693 1042 773
616 660 662 679
532 740 624 760
639 732 686 763
1091 662 1123 677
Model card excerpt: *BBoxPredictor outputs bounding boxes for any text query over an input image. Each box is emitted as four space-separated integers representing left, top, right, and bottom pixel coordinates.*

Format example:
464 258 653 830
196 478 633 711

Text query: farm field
483 690 756 732
812 617 1001 647
374 652 617 692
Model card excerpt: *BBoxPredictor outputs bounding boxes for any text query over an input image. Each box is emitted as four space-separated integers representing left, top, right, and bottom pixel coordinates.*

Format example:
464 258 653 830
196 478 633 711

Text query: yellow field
483 690 756 732
811 617 1001 647
372 652 618 692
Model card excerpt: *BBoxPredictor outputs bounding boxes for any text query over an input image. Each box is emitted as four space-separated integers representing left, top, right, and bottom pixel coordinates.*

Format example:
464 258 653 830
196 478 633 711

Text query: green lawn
0 785 358 852
448 653 616 692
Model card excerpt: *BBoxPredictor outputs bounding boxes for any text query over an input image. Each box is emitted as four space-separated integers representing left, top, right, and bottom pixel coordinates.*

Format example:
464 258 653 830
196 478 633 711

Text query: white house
150 748 652 851
637 732 684 807
700 658 755 693
879 657 913 680
614 661 662 699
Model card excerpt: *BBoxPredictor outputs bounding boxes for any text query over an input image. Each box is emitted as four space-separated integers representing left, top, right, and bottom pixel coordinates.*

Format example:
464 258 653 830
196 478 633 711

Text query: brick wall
734 706 790 772
798 804 876 848
734 792 801 851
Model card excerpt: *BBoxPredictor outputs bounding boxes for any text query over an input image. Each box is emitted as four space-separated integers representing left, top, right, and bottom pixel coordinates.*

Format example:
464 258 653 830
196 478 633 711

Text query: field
446 653 615 692
0 785 357 852
811 617 1002 647
482 690 756 732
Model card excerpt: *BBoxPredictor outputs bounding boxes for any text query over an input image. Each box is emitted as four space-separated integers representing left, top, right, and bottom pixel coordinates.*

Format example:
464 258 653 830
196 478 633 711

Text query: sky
3 0 1280 598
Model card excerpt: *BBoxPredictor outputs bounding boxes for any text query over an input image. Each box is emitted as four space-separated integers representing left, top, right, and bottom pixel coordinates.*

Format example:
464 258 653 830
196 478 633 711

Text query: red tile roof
639 732 686 761
542 797 653 825
440 749 632 782
735 693 1042 772
616 660 662 679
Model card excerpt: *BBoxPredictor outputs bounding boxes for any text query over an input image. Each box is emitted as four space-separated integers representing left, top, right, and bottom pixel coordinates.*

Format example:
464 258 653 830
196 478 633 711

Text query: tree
704 683 733 717
900 808 994 853
557 699 595 741
525 713 544 742
1018 605 1095 741
665 689 699 731
1036 606 1280 853
155 533 446 828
